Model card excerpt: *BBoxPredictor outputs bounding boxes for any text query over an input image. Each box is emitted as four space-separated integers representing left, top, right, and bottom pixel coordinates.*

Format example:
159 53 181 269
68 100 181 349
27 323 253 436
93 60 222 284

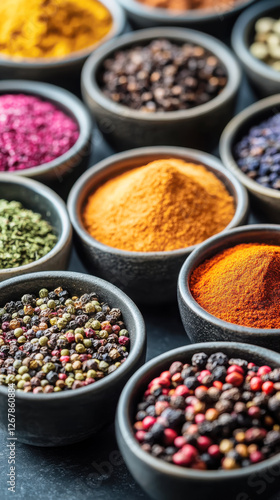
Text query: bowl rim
116 341 280 480
67 146 249 258
0 0 126 69
117 0 257 22
178 223 280 334
219 93 280 200
231 0 280 84
0 270 146 400
81 27 241 122
0 175 72 275
0 80 92 177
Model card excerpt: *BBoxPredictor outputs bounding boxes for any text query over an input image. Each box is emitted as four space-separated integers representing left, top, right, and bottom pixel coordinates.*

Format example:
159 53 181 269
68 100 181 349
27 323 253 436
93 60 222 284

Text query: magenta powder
0 94 80 171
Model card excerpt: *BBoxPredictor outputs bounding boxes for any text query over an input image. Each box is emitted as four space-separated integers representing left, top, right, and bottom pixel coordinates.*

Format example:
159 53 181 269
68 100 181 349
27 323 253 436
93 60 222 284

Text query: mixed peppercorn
0 287 130 393
133 352 280 470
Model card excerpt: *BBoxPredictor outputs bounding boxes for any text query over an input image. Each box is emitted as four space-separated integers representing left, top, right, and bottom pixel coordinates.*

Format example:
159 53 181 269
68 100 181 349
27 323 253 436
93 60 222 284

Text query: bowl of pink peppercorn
116 342 280 500
0 80 92 198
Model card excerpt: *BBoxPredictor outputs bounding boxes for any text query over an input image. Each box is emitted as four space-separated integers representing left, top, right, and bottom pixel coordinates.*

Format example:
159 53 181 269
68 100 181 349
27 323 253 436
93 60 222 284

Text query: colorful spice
0 287 130 392
0 94 79 172
0 200 57 269
190 243 280 329
250 17 280 72
83 159 235 252
136 0 239 12
99 39 227 112
133 351 280 470
0 0 112 59
234 112 280 190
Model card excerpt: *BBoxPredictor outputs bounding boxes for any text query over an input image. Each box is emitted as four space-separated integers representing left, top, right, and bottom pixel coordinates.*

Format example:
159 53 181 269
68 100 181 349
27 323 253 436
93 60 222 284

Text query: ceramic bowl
0 175 72 282
178 224 280 352
0 80 92 199
116 341 280 500
232 0 280 97
219 94 280 222
81 28 241 152
117 0 257 37
0 271 146 446
0 0 126 81
67 146 249 305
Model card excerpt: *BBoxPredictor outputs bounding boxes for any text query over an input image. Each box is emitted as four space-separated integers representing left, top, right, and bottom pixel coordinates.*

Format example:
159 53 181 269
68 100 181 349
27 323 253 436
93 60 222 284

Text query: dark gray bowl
67 146 249 305
219 94 280 222
232 0 280 97
178 224 280 352
0 0 126 81
0 271 146 446
116 341 280 500
81 28 241 152
0 80 92 199
0 175 72 282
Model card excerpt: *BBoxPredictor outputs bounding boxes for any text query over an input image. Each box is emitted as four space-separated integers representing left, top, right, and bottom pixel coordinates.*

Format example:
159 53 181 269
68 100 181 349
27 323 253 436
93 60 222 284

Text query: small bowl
0 271 146 446
117 0 257 37
232 0 280 97
219 94 280 222
0 0 126 81
0 175 72 281
0 80 92 199
67 146 249 305
178 224 280 352
81 28 241 152
116 341 280 500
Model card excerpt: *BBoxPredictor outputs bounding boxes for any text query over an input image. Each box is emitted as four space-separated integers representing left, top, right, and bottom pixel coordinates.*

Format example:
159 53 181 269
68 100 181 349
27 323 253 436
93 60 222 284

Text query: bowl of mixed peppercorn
0 271 146 446
116 342 280 500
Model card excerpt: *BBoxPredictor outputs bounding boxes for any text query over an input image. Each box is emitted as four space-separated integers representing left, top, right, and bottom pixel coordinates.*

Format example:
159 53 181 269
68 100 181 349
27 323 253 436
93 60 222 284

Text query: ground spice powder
83 159 235 252
190 243 280 329
0 0 112 59
137 0 239 12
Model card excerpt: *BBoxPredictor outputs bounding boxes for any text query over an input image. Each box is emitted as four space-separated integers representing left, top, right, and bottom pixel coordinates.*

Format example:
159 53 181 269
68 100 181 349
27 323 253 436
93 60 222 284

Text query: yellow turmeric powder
0 0 112 59
83 159 235 252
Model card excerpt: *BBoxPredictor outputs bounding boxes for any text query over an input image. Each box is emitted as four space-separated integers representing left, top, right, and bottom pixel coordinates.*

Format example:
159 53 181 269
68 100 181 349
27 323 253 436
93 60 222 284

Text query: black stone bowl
0 271 146 446
0 175 72 282
81 27 241 152
116 342 280 500
178 224 280 352
0 80 92 199
67 146 249 305
232 0 280 98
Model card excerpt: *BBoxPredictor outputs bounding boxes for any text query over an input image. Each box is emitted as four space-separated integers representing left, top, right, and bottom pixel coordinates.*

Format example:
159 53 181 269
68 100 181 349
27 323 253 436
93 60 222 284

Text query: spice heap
250 17 280 72
136 0 240 12
83 159 235 252
0 200 57 269
0 0 112 59
100 39 227 112
190 243 280 329
133 351 280 470
234 113 280 190
0 287 130 392
0 94 79 172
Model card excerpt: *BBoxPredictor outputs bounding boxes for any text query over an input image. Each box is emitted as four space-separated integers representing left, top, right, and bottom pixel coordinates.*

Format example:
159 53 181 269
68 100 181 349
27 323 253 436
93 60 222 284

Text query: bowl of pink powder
0 80 92 198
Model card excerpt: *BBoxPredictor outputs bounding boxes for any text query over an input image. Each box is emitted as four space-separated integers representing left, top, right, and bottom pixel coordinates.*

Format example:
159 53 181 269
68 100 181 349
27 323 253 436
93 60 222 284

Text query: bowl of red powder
178 224 280 352
0 80 92 198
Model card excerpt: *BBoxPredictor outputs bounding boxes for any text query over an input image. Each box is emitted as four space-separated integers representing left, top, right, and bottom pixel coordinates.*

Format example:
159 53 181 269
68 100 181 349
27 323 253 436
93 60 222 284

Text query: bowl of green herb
0 174 72 281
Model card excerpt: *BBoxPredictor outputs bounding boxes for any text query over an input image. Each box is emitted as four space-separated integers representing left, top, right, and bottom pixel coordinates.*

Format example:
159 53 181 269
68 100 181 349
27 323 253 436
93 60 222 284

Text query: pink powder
0 94 80 171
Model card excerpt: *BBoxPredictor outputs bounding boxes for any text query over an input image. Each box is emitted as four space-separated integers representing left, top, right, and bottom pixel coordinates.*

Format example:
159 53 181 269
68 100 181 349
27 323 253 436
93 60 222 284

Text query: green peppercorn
17 380 25 389
36 299 44 306
62 313 71 322
65 299 74 306
95 305 102 312
76 343 86 353
99 361 109 372
40 304 48 311
0 338 4 346
98 330 108 339
61 349 70 356
31 338 39 344
83 339 92 348
15 374 21 381
42 362 55 373
47 300 56 309
57 318 67 329
0 375 6 383
18 366 28 375
6 374 16 384
21 373 31 381
75 328 84 335
75 373 85 381
54 387 61 392
87 370 97 379
84 302 95 313
65 363 73 372
0 308 6 316
41 380 48 387
17 335 27 344
49 317 57 325
23 315 31 324
12 312 18 319
91 320 101 330
66 305 76 314
14 328 23 338
39 336 48 346
119 329 129 337
75 333 84 343
13 360 22 369
65 377 74 387
39 288 49 298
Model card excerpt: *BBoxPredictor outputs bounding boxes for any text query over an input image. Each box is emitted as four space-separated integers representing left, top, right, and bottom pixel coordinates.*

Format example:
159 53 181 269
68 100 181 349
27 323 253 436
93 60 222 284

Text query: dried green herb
0 200 57 269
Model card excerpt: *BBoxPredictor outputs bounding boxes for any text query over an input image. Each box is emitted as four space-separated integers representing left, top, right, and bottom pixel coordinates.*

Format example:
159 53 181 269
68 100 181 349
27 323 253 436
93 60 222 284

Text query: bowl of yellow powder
67 146 249 304
0 0 126 80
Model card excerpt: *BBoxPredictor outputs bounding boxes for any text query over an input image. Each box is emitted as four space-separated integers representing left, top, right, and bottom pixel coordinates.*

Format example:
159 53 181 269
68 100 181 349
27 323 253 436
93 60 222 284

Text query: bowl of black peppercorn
116 341 280 500
81 27 241 152
0 271 146 446
219 94 280 221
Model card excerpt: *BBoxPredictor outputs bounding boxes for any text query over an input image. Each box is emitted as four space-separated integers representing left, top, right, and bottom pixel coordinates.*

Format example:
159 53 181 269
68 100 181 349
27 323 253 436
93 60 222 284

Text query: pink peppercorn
173 452 192 466
174 436 186 448
164 428 177 445
60 356 70 363
112 325 120 333
262 381 275 395
65 332 75 343
142 416 156 430
197 436 212 451
195 413 205 424
248 406 261 418
85 329 96 338
135 431 146 442
118 336 130 347
181 444 198 461
58 374 67 380
250 451 264 464
225 371 244 387
227 365 244 375
250 376 263 391
258 366 272 377
208 445 220 458
174 385 189 397
84 378 95 385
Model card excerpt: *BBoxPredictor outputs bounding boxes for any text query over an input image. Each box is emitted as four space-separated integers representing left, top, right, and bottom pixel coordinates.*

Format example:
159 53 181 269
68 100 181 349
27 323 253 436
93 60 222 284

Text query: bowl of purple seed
81 27 241 152
0 271 146 446
116 342 280 500
220 94 280 222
